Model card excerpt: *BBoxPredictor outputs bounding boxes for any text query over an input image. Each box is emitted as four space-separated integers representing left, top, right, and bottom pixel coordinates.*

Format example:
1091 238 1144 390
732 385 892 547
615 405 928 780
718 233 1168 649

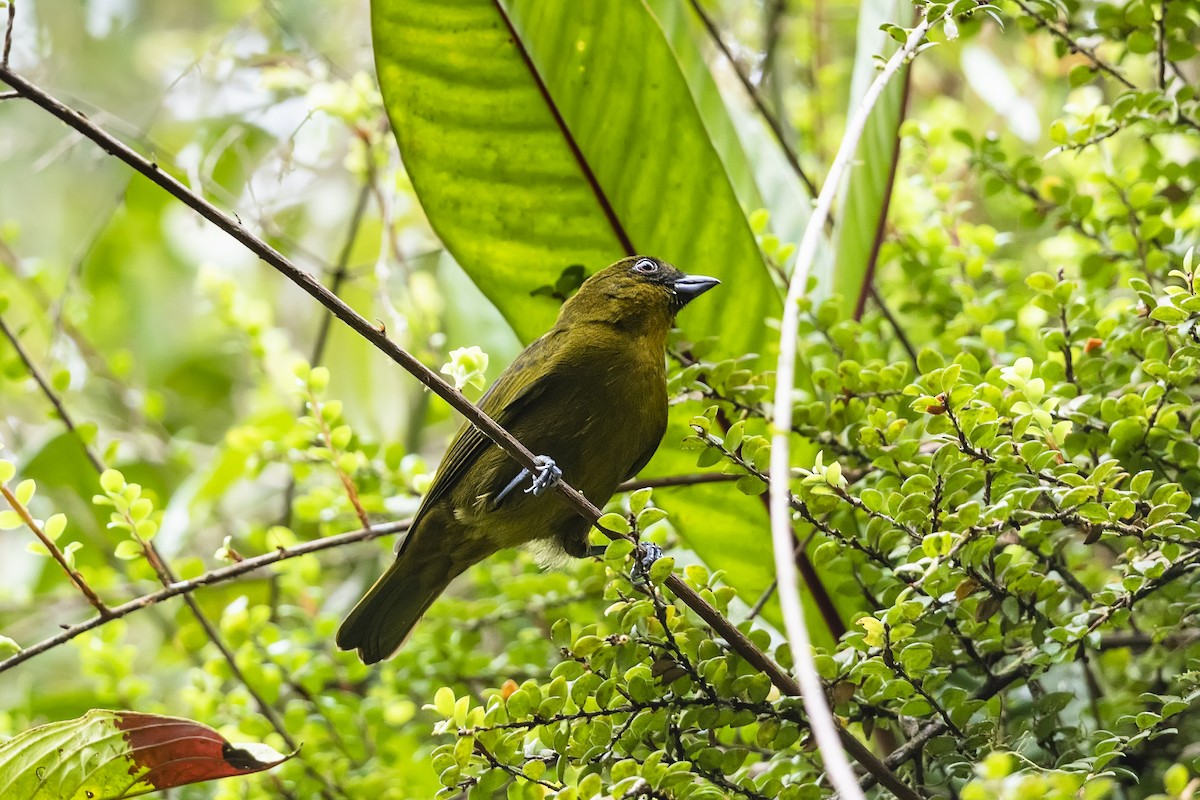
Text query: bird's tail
336 534 458 664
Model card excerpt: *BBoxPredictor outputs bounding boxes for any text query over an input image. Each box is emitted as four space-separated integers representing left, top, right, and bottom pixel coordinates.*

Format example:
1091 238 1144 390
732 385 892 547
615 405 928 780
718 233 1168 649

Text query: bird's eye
633 258 658 274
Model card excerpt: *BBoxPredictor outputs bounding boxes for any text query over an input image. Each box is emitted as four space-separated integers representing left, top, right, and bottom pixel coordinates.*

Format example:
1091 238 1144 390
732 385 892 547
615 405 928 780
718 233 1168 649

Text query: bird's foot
524 455 562 497
636 542 664 572
587 540 664 586
585 541 661 570
633 542 664 583
494 455 561 507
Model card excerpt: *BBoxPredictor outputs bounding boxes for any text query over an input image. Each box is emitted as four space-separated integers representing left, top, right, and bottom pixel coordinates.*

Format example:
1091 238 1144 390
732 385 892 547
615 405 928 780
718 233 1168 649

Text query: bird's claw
524 455 562 497
632 542 664 586
636 542 664 572
493 455 561 507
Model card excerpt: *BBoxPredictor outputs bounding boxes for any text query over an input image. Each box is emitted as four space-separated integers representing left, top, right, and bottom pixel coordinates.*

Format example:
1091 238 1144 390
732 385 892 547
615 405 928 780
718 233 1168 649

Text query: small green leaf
648 556 674 585
99 469 125 494
597 513 631 535
308 366 331 392
14 479 34 506
858 617 885 648
917 348 943 374
43 514 67 542
113 540 143 560
604 538 635 562
1150 305 1188 323
433 686 455 718
628 487 653 515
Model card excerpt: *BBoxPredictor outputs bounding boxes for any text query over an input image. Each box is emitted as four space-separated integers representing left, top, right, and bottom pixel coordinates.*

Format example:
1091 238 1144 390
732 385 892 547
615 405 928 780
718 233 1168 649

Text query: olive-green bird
336 256 719 663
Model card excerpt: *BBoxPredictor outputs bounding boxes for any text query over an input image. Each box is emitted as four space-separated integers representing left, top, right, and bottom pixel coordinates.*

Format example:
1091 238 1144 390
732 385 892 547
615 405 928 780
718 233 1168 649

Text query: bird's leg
493 455 562 507
493 469 529 507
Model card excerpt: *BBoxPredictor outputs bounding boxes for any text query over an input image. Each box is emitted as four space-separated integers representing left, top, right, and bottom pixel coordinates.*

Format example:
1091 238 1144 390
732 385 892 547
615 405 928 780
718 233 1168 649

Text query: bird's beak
673 274 720 305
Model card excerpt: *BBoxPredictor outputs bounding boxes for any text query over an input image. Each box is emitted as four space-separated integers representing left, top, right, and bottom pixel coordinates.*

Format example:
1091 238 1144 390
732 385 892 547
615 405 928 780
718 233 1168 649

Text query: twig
310 168 374 365
769 16 931 800
1013 0 1134 89
686 0 820 199
867 283 919 368
2 0 14 67
0 483 110 617
747 579 777 620
1099 629 1200 651
0 63 919 800
0 314 106 474
0 519 407 674
616 472 739 491
1059 301 1076 385
1155 1 1166 90
305 384 371 530
1011 0 1200 132
278 168 375 528
258 0 350 79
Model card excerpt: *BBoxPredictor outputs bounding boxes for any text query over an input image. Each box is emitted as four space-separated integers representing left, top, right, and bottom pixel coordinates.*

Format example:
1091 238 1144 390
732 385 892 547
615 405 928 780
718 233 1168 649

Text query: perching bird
336 256 719 663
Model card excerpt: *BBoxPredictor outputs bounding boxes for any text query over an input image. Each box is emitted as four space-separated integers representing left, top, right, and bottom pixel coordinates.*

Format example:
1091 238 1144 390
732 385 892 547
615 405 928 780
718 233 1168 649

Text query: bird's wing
413 332 560 522
623 439 660 483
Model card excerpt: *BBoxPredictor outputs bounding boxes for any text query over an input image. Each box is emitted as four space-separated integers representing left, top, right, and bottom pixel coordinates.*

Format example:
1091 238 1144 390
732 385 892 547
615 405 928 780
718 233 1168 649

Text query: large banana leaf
644 0 767 226
372 0 779 357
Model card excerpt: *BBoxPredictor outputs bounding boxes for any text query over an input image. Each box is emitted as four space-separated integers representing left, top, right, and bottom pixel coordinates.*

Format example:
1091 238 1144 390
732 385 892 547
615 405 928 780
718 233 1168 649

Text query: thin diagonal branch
0 483 110 617
311 169 374 365
867 283 919 368
687 0 820 198
0 314 106 474
0 520 408 674
2 0 14 67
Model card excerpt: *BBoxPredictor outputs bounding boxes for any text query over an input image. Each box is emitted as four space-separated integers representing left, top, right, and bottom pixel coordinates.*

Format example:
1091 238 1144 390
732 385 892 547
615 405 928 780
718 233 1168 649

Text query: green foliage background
1 0 1200 798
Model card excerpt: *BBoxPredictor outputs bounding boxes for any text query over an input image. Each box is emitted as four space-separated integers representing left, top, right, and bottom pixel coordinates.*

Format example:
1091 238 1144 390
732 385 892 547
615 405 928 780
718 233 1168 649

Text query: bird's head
557 256 720 334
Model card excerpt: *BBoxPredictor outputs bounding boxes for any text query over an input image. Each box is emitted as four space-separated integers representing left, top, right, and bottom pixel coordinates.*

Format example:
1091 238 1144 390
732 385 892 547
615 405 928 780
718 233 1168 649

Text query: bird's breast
448 330 669 553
